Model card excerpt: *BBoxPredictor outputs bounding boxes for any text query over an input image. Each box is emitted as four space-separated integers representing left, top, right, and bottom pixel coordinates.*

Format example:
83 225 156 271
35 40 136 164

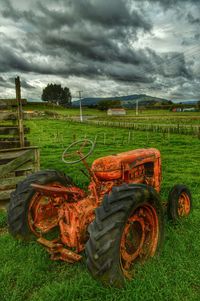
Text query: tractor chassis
8 143 192 287
37 237 82 263
30 182 101 263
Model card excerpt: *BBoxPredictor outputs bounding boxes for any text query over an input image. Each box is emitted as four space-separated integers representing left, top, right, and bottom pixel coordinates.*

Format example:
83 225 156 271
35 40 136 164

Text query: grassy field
0 116 200 301
25 104 200 133
26 103 200 118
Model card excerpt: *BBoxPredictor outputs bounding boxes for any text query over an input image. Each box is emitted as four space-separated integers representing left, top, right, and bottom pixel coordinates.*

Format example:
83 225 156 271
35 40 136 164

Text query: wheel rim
177 192 190 217
120 204 159 278
28 183 63 237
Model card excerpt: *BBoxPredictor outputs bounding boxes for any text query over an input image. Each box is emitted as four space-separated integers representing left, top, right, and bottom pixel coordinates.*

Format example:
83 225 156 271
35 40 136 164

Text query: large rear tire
8 170 73 239
85 184 164 287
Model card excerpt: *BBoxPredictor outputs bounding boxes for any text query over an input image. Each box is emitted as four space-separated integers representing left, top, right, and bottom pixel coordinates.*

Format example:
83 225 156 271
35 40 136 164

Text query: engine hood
92 148 160 181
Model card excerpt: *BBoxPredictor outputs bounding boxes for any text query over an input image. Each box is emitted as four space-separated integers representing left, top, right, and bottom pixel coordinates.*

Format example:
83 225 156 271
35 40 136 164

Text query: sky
0 0 199 101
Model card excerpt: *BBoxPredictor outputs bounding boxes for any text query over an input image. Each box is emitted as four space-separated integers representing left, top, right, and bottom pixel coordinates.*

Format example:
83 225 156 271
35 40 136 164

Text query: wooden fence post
104 133 106 145
128 131 131 144
15 76 24 147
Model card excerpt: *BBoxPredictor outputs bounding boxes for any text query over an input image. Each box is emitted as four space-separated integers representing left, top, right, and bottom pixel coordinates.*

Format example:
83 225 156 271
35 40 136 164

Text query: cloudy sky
0 0 199 101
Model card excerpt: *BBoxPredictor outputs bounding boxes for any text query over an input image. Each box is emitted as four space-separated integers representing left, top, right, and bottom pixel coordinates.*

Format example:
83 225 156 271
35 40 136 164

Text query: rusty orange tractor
8 140 192 287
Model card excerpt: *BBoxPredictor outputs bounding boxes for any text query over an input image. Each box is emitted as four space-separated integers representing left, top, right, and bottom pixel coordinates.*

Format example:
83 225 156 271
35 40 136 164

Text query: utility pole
136 99 139 116
78 90 83 122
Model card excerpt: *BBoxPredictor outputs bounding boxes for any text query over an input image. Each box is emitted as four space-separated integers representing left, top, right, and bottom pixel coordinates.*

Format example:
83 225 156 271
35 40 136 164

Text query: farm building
172 107 182 112
183 107 196 112
107 108 126 116
172 107 196 112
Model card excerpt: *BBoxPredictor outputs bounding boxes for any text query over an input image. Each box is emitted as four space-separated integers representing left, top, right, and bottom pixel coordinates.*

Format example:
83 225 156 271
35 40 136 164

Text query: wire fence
71 119 200 138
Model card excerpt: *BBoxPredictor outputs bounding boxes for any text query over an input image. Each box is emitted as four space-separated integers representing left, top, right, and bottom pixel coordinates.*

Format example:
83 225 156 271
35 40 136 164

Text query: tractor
8 140 192 287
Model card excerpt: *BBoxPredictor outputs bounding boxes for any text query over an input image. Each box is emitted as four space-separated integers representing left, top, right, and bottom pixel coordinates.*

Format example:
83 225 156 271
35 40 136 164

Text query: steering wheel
62 139 95 164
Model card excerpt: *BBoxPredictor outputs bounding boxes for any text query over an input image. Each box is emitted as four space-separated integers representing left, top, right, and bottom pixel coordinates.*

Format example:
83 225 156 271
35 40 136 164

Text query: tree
97 100 122 111
41 83 71 106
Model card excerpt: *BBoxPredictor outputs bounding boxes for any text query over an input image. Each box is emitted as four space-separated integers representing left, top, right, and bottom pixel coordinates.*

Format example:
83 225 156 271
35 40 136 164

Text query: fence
0 77 40 207
28 112 200 138
69 119 200 138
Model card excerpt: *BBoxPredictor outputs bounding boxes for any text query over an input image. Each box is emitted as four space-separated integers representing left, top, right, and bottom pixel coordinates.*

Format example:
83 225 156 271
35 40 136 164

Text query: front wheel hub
178 192 191 217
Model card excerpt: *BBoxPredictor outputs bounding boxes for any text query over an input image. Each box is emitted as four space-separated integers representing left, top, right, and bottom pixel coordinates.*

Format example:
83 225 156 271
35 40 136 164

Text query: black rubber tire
8 170 73 239
85 183 164 287
167 184 192 222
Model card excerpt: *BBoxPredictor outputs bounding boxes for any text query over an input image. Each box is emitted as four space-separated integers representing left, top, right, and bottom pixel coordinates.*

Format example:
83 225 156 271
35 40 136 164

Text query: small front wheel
167 184 192 222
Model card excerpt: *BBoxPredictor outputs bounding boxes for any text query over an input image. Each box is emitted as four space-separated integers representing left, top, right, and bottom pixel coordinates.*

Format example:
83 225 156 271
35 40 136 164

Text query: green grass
25 104 106 117
0 118 200 301
94 115 200 125
26 103 200 117
25 104 200 129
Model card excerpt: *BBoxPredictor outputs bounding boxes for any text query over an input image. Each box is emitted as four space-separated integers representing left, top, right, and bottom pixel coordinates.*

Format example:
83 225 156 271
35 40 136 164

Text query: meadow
25 104 200 132
0 111 200 301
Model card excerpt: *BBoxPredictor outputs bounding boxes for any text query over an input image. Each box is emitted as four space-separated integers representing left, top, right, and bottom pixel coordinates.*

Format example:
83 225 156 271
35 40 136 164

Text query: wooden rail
72 119 200 137
0 147 40 206
28 113 200 137
0 77 40 208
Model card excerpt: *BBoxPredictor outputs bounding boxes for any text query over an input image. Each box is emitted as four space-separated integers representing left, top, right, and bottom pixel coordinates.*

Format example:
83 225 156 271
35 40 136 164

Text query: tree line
41 84 122 110
42 84 71 106
41 83 200 111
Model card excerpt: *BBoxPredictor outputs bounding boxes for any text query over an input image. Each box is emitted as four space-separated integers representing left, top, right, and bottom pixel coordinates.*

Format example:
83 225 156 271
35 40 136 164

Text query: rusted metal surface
31 183 84 197
37 237 82 263
27 148 162 265
58 195 96 253
92 148 161 192
178 192 191 216
120 204 159 278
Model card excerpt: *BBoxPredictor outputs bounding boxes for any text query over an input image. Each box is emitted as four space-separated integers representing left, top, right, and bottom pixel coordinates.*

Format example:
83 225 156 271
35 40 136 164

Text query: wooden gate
0 77 40 208
0 147 40 206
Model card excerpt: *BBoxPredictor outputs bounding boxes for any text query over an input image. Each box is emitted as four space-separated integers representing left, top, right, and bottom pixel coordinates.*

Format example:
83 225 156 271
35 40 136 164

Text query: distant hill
72 94 172 108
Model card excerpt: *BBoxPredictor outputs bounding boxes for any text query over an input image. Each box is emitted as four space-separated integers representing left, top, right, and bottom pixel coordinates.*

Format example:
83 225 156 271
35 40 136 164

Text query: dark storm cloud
7 77 36 89
159 53 193 80
1 0 152 31
1 1 77 29
194 33 200 40
0 0 199 99
0 0 154 83
169 79 200 99
187 12 200 24
0 76 11 88
70 0 151 30
19 79 36 89
42 30 151 65
0 44 57 75
0 36 160 83
147 0 200 8
0 75 34 90
104 64 155 83
0 46 31 73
